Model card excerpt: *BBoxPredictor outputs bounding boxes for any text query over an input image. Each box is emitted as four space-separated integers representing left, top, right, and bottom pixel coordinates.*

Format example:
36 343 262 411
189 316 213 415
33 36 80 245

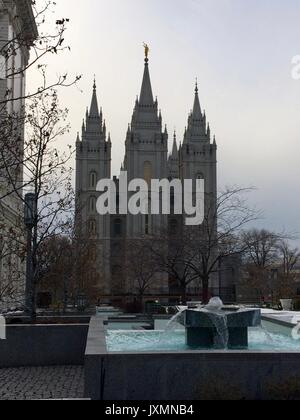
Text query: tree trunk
138 292 144 314
202 277 210 305
180 284 188 305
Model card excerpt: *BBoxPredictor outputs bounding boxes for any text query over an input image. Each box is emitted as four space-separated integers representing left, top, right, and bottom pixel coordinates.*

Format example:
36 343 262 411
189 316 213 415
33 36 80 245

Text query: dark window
170 219 178 235
90 172 97 188
145 215 149 235
88 219 97 236
170 193 175 208
113 219 122 236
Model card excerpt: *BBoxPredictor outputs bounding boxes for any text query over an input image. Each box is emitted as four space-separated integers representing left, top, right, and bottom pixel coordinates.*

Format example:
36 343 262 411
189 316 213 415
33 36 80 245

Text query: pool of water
106 328 300 353
107 322 151 330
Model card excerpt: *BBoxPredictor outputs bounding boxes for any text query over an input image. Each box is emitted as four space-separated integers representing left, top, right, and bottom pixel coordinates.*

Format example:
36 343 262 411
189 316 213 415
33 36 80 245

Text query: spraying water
165 308 186 331
201 298 229 349
163 298 230 349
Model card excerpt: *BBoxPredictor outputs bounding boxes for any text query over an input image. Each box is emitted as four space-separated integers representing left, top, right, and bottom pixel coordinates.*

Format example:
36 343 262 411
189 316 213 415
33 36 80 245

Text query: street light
24 193 37 316
24 193 37 228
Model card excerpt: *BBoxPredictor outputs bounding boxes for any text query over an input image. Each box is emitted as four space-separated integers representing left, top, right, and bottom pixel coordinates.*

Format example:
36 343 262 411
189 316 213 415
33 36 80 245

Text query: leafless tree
242 229 280 270
150 229 198 304
146 188 258 305
0 1 81 198
240 230 299 302
0 2 81 312
0 90 74 319
182 188 259 304
0 1 81 111
278 240 300 277
125 237 159 308
0 202 26 309
37 231 99 312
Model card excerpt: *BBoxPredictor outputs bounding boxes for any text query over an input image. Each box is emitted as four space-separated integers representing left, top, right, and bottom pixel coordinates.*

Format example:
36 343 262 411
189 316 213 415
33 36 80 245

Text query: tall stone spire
81 78 107 141
130 49 162 131
139 56 154 106
89 77 100 118
183 80 207 142
171 131 178 158
192 80 202 120
168 131 179 179
125 46 168 186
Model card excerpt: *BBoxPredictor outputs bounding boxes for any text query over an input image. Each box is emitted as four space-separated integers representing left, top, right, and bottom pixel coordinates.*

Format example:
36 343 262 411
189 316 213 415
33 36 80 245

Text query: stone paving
0 366 84 400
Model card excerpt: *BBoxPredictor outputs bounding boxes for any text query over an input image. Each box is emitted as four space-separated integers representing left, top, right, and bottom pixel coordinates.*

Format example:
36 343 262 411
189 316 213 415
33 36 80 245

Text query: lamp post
24 193 37 316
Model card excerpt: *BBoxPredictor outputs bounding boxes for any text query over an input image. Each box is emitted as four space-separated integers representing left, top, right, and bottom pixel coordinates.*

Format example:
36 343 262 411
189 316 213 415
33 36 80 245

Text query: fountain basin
182 308 261 349
84 316 300 400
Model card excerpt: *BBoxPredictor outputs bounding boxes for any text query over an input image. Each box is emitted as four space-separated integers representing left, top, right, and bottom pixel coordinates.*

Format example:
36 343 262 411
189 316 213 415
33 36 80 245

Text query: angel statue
143 43 150 59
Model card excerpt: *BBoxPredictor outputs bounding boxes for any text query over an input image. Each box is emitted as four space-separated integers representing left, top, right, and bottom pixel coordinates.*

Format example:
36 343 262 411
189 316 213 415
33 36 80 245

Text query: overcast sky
28 0 300 242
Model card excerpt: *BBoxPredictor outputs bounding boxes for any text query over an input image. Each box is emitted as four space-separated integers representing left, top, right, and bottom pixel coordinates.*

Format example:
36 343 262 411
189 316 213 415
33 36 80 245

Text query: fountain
180 298 261 349
86 303 300 400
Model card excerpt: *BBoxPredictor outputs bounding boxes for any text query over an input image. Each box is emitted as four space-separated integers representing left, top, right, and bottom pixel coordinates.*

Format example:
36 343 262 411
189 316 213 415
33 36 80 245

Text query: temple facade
75 53 218 304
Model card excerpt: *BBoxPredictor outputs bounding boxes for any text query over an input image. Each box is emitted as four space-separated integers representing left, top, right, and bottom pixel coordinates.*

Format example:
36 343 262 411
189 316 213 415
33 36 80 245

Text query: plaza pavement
0 366 84 400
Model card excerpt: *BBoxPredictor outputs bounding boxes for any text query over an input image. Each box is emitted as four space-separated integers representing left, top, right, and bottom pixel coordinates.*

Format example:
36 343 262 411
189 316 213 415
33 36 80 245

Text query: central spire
90 77 100 118
139 51 154 107
130 47 166 135
192 79 202 120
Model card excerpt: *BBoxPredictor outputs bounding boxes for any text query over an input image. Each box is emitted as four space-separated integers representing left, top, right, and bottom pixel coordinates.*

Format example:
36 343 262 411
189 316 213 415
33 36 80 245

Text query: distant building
75 53 218 303
0 0 37 310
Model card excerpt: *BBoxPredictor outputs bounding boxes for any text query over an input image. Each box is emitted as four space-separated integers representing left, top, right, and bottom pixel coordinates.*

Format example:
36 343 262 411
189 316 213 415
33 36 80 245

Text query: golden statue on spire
143 43 150 59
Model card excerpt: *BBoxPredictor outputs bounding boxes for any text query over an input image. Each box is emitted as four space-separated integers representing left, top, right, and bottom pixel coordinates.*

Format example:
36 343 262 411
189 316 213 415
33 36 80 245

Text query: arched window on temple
143 161 152 186
170 219 178 236
90 171 97 189
88 219 97 236
113 219 122 237
89 196 96 213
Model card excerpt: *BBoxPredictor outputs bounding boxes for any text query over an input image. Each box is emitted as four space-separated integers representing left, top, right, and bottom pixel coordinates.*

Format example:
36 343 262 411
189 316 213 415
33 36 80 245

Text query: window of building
143 161 152 186
0 55 6 80
90 171 97 189
170 219 178 235
88 219 97 236
145 215 149 235
113 219 122 236
89 196 96 213
170 192 175 209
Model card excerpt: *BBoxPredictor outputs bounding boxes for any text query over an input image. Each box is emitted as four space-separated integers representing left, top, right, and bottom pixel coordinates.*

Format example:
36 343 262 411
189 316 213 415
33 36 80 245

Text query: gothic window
89 196 96 213
170 219 178 235
145 215 149 235
113 219 122 237
88 219 97 236
143 161 152 186
90 171 97 189
170 192 175 209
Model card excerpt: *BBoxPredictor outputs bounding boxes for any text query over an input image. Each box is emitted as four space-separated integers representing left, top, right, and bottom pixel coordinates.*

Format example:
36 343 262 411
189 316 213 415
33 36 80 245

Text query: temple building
75 51 218 305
